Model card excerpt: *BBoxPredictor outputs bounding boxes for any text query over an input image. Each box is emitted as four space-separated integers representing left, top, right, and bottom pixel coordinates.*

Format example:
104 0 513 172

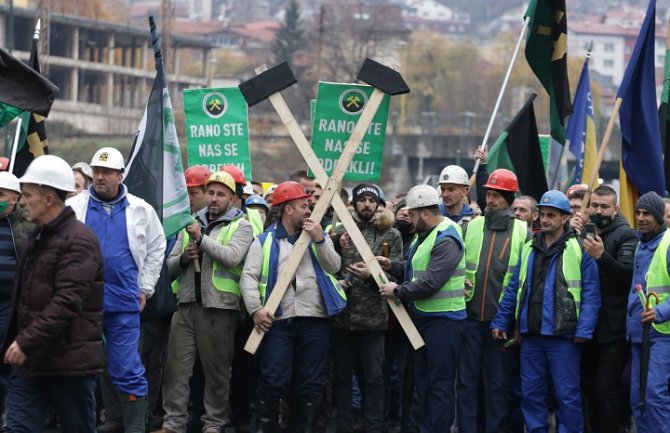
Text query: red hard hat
566 183 588 198
484 168 519 192
184 165 212 188
272 181 310 206
220 164 246 185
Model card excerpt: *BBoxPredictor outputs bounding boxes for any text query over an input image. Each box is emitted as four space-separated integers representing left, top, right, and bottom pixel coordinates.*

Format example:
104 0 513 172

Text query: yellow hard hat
206 171 236 194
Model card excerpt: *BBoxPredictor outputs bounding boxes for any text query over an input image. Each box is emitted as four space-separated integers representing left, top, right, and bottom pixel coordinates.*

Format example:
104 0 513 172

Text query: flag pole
7 117 22 173
580 97 623 212
469 16 530 188
550 42 593 190
8 19 40 174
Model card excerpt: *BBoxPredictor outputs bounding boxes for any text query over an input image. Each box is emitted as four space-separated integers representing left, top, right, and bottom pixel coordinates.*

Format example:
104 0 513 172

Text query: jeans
413 316 462 433
331 329 385 433
6 369 97 433
456 319 515 433
256 317 330 401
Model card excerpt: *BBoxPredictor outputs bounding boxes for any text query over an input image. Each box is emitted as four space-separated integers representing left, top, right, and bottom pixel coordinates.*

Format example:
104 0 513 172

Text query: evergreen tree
272 0 304 67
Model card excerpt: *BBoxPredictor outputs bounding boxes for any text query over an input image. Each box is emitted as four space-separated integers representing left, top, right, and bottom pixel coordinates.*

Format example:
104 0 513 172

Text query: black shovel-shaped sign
636 284 660 414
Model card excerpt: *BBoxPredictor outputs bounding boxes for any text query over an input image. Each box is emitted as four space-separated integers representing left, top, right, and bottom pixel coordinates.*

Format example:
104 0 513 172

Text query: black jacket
592 213 637 343
4 207 104 376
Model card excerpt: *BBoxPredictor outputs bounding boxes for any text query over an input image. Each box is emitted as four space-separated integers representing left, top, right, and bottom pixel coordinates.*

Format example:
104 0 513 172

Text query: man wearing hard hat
0 171 34 417
491 190 600 433
379 184 467 433
240 181 344 433
158 171 253 433
438 165 476 228
67 147 166 432
3 155 104 431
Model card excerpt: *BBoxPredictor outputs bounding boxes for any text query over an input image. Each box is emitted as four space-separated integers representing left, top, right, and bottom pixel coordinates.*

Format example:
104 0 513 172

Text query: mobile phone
584 223 596 238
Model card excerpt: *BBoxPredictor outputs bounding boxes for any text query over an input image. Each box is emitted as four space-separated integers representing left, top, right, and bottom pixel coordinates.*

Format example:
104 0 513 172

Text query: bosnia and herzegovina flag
566 56 597 189
124 16 192 240
617 0 664 224
13 34 50 177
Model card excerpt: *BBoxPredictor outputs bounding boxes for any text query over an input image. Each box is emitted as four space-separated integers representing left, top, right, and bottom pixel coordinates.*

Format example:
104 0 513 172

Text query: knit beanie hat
488 188 516 207
395 198 407 215
352 184 380 204
635 191 665 224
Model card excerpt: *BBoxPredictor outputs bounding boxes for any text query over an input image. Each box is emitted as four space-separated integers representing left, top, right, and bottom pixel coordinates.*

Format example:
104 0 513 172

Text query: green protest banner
183 87 251 179
311 82 390 181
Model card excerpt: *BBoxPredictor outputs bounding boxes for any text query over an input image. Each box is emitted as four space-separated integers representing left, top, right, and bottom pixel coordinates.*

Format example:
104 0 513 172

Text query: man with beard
626 192 670 433
573 185 636 433
491 190 600 433
331 184 402 433
240 181 344 433
379 185 466 433
456 169 529 433
156 171 253 433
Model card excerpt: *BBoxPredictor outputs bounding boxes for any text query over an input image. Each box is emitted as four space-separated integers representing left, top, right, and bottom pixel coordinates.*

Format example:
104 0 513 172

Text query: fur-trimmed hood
351 206 395 230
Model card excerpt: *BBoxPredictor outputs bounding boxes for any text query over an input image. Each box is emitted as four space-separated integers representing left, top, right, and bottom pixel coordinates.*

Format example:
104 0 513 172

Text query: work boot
290 401 320 433
119 394 146 433
255 399 279 433
97 417 124 433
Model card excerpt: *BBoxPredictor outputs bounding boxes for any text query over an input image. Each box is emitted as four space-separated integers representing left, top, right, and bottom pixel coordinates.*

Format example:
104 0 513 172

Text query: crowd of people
0 146 667 433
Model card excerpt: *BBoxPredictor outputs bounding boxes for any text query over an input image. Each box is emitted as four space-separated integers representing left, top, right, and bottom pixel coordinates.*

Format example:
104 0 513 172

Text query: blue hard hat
538 190 571 214
245 195 269 212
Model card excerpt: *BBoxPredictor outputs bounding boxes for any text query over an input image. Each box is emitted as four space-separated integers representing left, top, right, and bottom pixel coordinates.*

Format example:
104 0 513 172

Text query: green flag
488 93 548 201
124 17 192 240
524 0 572 145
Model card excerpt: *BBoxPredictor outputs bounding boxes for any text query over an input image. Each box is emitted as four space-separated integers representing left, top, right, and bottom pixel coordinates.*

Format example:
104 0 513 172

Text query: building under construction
0 4 213 135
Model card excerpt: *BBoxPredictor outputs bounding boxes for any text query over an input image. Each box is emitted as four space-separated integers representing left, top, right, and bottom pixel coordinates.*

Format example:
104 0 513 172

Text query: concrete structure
0 5 213 134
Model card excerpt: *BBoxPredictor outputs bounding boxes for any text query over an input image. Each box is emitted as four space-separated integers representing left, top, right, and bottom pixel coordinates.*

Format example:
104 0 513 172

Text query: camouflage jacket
333 207 403 331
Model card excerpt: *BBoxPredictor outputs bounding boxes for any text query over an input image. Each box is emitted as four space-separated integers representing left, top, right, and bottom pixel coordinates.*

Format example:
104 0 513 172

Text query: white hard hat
243 182 254 195
19 155 76 192
438 165 469 186
0 172 21 193
90 147 125 171
263 184 278 199
406 184 441 210
72 161 93 180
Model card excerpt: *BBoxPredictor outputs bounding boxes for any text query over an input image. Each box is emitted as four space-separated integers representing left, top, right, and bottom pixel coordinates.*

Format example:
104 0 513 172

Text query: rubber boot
290 401 320 433
119 394 146 433
255 399 279 433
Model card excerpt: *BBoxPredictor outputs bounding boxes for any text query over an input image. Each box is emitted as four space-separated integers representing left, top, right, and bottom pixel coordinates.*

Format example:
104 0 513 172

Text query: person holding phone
575 185 637 433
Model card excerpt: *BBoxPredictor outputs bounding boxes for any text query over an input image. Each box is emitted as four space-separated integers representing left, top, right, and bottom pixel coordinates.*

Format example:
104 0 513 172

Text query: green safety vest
464 216 527 302
258 231 346 306
246 208 264 238
171 218 243 297
644 229 670 334
516 237 582 321
410 218 466 313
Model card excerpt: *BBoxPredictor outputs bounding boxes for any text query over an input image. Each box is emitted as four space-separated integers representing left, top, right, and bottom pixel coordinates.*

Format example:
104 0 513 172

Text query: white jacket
66 187 166 298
